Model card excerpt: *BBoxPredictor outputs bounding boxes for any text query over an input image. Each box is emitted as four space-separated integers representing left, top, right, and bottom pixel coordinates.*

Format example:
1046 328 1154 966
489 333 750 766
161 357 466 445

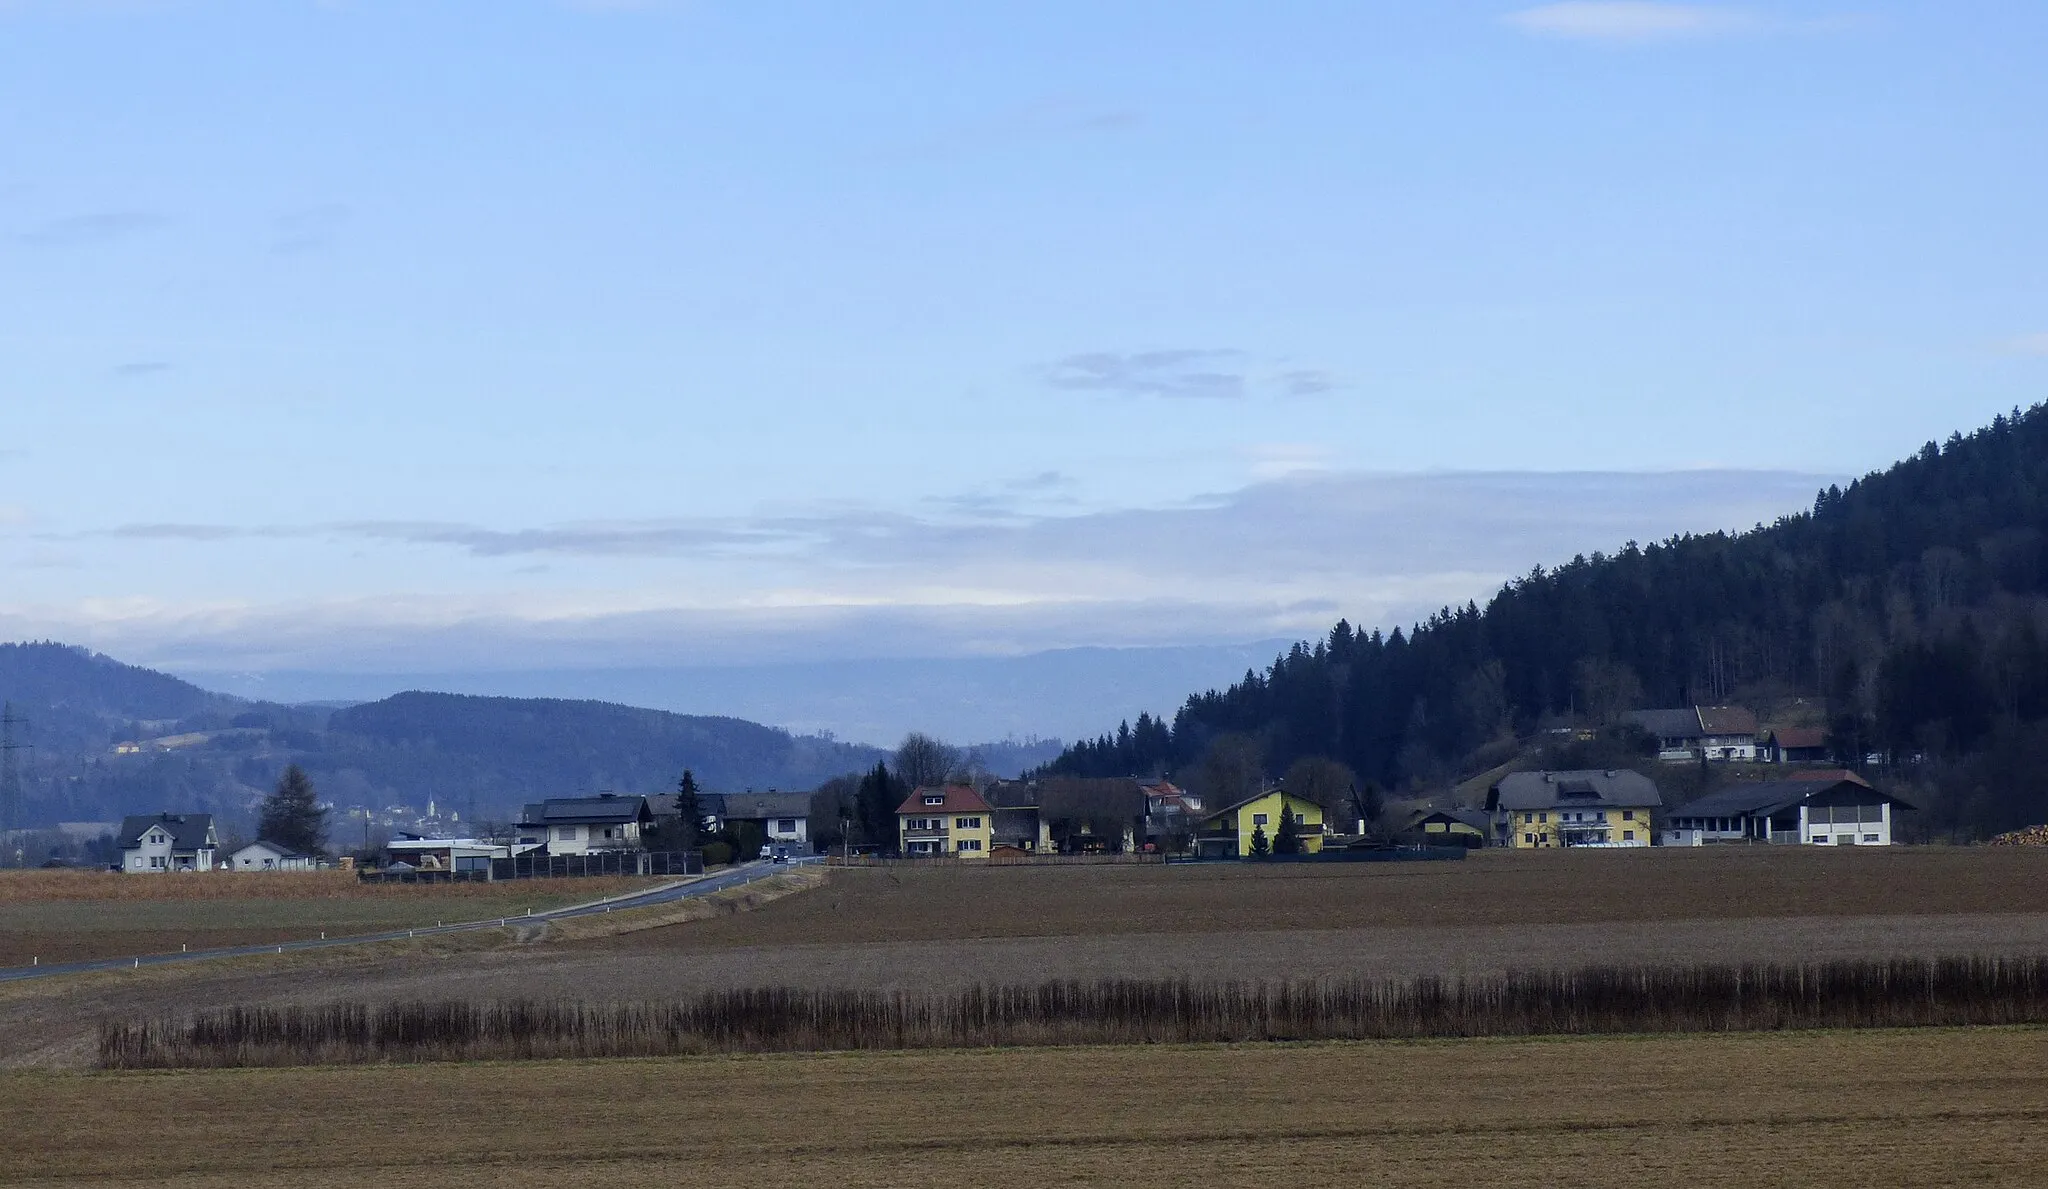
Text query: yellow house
1485 769 1663 849
896 784 996 858
1195 790 1325 858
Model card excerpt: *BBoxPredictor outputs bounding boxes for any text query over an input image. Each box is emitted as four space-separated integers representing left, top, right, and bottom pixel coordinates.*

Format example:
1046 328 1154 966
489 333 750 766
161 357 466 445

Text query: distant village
105 701 1923 878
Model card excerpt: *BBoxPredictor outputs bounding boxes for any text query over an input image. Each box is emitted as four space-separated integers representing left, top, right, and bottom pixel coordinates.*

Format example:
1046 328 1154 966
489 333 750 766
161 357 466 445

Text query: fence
827 851 1169 868
356 851 702 885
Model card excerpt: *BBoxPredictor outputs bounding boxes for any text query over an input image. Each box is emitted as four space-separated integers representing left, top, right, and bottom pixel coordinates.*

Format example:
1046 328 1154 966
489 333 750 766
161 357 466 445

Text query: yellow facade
1200 791 1325 856
896 806 996 858
1505 806 1649 848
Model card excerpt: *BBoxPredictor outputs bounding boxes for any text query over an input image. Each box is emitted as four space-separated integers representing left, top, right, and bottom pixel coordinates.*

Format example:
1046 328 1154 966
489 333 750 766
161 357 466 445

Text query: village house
1762 727 1831 764
1625 706 1760 763
1194 790 1325 858
897 784 996 857
516 794 653 856
118 812 218 873
1486 770 1662 848
1399 806 1490 847
702 791 812 855
1664 775 1910 846
227 840 319 871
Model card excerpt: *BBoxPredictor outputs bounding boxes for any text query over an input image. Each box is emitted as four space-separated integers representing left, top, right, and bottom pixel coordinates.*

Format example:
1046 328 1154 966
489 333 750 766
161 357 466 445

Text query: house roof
232 839 310 860
518 795 649 825
1697 705 1759 735
1488 770 1664 812
896 784 994 816
1767 726 1828 750
1626 708 1704 740
1406 806 1490 832
705 792 812 821
1199 788 1322 825
117 813 215 851
1673 777 1909 819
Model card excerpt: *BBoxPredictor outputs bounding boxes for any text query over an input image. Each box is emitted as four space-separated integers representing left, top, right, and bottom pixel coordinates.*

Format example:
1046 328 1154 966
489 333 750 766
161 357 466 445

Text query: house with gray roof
703 791 812 855
516 794 653 856
1664 775 1910 846
118 812 218 873
1625 706 1760 763
1486 770 1662 849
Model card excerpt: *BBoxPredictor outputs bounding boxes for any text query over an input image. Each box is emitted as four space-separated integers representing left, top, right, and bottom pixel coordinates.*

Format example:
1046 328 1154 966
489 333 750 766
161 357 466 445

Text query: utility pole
0 704 29 869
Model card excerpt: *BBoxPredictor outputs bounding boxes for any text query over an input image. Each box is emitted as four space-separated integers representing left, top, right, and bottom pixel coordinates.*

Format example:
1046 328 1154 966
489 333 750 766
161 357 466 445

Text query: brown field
7 1027 2047 1187
0 872 662 966
11 848 2048 1072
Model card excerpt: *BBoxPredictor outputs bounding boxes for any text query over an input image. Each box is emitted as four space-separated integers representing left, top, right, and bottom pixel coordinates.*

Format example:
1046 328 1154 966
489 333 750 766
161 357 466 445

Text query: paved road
0 857 817 984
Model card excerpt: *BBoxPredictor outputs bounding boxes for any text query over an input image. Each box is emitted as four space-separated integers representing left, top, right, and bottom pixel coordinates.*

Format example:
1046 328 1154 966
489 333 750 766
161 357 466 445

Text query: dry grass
584 846 2048 953
8 1028 2048 1187
98 958 2048 1067
539 868 825 942
0 869 657 902
0 874 664 967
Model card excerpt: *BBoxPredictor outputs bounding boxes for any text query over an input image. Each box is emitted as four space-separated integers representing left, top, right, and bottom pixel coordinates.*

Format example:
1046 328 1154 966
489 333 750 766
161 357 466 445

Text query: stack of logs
1987 825 2048 846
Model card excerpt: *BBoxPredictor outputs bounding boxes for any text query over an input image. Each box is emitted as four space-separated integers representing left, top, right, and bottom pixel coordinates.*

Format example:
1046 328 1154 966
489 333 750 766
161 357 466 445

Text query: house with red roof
896 784 996 858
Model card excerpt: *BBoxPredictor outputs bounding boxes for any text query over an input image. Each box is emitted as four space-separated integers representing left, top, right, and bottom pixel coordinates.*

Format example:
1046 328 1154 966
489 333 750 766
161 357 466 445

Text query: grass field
8 1027 2046 1187
0 871 662 966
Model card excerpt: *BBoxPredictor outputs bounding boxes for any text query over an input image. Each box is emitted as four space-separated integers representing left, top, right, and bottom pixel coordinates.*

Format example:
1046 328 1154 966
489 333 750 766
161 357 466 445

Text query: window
1522 812 1533 824
602 827 614 840
1863 834 1880 843
1524 833 1535 845
1811 835 1829 844
1292 813 1305 825
954 816 981 829
923 795 944 806
1622 830 1635 841
1538 812 1547 823
556 826 577 841
1595 811 1606 822
957 839 982 852
1622 810 1634 821
776 818 796 833
1252 813 1269 827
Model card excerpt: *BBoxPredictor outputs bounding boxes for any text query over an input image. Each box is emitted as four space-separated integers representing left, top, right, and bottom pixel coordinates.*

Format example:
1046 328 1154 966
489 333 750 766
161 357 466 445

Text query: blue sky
1 1 2044 729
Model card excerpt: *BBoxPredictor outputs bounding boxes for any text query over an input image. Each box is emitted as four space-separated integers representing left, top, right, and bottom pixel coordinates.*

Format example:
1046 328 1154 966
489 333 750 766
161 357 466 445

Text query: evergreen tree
674 769 704 849
1248 824 1270 859
855 762 903 853
1274 804 1302 855
258 764 327 856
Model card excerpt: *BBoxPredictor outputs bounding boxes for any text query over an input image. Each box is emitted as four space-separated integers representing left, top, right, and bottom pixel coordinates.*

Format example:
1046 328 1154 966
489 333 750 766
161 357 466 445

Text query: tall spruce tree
258 764 328 856
674 769 704 849
855 762 902 853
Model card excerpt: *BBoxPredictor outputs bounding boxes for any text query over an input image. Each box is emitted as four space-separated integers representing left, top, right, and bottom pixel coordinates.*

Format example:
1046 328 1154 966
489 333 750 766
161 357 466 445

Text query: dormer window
923 795 944 806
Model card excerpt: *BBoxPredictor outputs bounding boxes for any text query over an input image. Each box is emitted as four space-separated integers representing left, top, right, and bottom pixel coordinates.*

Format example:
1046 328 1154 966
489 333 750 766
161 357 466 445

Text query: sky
2 1 2044 738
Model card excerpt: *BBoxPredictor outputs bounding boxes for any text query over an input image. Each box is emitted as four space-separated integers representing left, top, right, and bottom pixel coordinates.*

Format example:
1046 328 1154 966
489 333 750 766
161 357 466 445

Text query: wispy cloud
25 468 1841 676
18 209 170 247
1043 350 1248 400
1503 2 1762 42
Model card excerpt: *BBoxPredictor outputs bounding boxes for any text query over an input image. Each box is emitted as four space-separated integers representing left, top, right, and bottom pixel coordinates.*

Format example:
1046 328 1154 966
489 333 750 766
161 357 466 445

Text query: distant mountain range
0 642 1056 834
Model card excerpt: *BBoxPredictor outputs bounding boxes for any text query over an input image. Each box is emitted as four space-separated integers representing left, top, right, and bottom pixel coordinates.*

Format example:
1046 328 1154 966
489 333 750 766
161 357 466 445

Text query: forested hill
1049 403 2048 838
322 692 888 807
0 647 888 833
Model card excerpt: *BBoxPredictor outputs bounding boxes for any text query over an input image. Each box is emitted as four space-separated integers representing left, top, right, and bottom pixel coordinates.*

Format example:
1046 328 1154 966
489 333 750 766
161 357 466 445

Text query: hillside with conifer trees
1049 403 2048 839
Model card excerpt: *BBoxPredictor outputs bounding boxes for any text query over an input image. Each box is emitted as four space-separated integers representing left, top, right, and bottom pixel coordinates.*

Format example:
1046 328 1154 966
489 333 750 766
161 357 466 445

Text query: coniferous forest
1050 403 2048 840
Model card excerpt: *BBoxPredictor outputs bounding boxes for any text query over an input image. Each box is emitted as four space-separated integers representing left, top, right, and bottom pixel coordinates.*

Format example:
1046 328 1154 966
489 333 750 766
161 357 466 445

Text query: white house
1663 776 1911 846
516 794 654 856
703 792 811 854
118 813 218 873
1626 706 1761 763
227 840 319 871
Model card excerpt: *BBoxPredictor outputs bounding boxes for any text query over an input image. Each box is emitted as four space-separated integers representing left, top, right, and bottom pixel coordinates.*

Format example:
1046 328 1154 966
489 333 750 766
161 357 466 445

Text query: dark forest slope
1051 403 2048 838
